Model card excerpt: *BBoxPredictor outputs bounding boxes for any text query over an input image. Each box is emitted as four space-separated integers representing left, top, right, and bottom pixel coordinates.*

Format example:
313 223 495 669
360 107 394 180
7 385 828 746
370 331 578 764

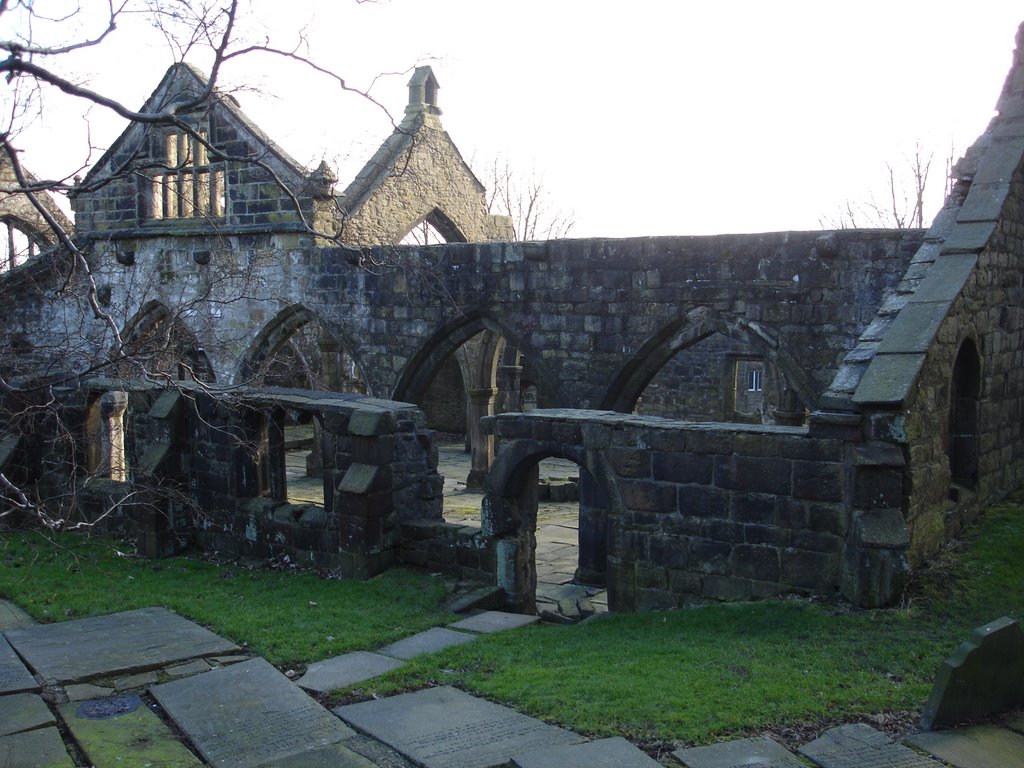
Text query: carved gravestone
334 685 581 768
920 616 1024 730
798 724 942 768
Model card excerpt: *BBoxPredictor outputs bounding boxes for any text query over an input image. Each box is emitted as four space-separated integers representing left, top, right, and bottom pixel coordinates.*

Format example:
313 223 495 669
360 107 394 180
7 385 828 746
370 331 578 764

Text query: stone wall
39 380 445 577
481 409 860 612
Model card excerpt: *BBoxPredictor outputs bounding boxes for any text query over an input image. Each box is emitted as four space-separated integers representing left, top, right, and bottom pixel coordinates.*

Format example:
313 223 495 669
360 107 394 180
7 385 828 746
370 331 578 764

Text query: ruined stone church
3 25 1024 614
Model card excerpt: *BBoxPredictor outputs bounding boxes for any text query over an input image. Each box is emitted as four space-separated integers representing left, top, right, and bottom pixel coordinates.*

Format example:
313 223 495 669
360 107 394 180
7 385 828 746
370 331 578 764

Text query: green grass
353 504 1024 745
0 531 454 667
1 504 1021 746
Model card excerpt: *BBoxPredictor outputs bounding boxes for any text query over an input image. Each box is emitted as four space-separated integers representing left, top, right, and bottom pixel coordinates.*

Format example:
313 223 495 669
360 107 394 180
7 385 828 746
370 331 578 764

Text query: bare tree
821 141 954 230
482 156 575 241
0 0 397 530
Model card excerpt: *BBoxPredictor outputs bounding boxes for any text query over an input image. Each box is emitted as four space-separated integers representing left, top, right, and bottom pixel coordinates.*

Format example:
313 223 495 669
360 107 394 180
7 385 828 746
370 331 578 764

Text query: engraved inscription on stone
335 686 581 768
673 735 805 768
799 724 941 768
152 657 354 768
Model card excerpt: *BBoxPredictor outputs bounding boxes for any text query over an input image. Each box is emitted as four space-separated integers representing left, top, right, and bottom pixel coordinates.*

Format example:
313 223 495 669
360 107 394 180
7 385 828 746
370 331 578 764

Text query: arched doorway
483 440 621 618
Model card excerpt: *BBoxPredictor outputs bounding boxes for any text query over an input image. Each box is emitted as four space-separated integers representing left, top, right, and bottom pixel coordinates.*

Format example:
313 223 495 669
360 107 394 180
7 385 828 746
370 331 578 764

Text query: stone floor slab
449 611 541 634
799 723 943 767
0 726 75 767
0 692 55 737
0 599 35 630
4 607 238 684
674 735 806 767
334 685 581 768
296 650 405 693
64 683 114 702
113 670 158 691
58 694 203 767
376 627 477 660
0 633 39 694
511 736 660 767
906 725 1024 768
165 658 212 678
151 657 354 768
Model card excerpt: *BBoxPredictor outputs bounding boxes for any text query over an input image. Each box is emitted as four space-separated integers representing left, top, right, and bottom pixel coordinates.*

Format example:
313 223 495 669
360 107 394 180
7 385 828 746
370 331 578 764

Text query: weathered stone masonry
5 27 1024 613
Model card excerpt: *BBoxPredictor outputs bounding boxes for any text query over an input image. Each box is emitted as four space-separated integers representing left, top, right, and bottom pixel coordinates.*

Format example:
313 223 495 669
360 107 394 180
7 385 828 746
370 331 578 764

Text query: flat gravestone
334 685 581 768
256 742 379 767
0 726 75 767
450 611 541 634
799 724 943 768
0 693 55 737
920 616 1024 729
296 651 405 693
511 736 661 767
0 634 39 694
377 627 477 660
151 657 355 768
674 735 806 767
906 726 1024 768
4 607 238 684
58 694 203 767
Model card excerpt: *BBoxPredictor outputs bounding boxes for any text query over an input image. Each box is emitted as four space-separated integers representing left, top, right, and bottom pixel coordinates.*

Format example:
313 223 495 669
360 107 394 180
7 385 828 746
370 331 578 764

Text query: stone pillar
495 364 523 414
575 469 609 586
465 387 497 490
99 391 129 482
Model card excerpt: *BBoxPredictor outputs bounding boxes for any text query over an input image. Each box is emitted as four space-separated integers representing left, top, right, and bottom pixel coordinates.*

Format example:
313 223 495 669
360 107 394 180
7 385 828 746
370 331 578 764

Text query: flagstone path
1 598 1023 766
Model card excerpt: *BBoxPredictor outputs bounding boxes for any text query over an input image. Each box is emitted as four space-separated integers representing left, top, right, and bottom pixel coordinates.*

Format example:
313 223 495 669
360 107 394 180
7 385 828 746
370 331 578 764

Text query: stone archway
121 301 214 382
601 306 813 424
482 438 623 614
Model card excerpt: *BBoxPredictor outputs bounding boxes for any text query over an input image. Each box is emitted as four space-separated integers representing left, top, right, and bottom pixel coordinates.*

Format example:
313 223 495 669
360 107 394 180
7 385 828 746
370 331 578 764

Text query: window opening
151 128 224 220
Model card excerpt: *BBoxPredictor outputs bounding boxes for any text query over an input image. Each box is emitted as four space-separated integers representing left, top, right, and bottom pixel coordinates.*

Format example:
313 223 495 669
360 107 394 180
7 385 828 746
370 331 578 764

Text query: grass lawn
1 503 1021 748
0 532 455 667
353 503 1024 746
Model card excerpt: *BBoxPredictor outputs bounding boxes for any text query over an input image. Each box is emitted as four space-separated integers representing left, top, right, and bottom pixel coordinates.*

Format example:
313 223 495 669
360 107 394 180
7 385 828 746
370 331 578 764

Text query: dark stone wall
482 410 854 612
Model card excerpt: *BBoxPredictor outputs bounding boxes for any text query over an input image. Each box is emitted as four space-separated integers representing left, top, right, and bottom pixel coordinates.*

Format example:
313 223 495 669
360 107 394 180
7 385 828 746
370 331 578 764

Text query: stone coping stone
376 627 477 660
674 735 805 767
151 657 355 768
0 634 39 694
449 611 541 634
0 693 55 737
4 607 238 684
0 599 36 630
799 723 943 767
906 725 1024 768
0 726 75 767
334 685 582 768
511 736 661 767
296 651 405 693
58 695 202 767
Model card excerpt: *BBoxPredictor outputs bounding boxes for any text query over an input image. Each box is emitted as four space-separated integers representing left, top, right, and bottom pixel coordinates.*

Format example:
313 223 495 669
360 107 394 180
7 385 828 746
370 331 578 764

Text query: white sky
5 1 1023 237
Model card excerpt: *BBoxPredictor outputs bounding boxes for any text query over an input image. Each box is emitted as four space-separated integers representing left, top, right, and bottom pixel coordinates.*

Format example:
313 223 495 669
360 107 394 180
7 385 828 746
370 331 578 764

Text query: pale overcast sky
6 1 1023 237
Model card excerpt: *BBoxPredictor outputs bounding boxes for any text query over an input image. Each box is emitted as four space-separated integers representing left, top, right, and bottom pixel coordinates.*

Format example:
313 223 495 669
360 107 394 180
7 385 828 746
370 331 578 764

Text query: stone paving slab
334 685 582 768
906 725 1024 768
0 633 39 694
449 611 541 634
0 692 55 737
511 736 661 767
0 599 35 630
4 607 238 684
799 723 943 767
376 627 477 660
0 726 75 767
58 694 203 767
296 650 405 693
152 657 355 768
65 683 114 702
674 735 806 767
